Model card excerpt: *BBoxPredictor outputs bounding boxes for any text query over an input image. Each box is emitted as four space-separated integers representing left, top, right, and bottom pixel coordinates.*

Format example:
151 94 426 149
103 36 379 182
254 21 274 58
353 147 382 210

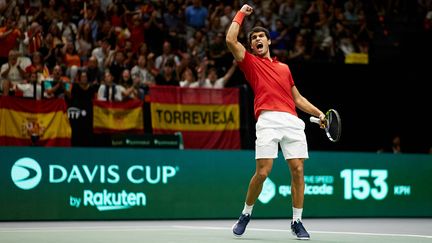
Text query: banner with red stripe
0 96 71 146
93 100 144 134
150 86 241 149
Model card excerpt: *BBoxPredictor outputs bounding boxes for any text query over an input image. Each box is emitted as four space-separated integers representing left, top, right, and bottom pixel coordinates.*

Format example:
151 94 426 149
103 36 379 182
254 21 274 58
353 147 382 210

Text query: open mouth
256 43 263 50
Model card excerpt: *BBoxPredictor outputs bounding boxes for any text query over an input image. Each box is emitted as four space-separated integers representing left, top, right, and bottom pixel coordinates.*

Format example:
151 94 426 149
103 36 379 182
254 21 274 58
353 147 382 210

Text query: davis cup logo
11 157 42 190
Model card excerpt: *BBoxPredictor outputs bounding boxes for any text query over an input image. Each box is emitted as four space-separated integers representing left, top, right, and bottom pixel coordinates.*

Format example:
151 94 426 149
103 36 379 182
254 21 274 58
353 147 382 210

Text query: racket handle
310 116 321 124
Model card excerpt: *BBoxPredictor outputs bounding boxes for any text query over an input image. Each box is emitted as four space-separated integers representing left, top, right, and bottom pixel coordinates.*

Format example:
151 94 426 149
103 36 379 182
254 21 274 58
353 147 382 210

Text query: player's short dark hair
247 26 270 45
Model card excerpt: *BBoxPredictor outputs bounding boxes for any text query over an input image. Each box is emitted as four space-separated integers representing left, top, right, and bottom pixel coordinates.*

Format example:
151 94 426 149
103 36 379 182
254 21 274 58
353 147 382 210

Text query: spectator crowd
0 0 430 102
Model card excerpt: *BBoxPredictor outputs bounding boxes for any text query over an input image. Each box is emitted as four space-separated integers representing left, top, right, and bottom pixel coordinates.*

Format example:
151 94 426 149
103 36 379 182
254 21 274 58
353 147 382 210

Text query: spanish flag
93 100 144 133
0 96 71 146
150 86 241 149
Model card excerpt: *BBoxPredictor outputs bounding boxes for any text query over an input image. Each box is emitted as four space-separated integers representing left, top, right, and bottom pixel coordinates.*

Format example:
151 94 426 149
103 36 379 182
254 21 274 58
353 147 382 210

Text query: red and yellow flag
0 96 71 146
150 86 241 149
93 100 144 133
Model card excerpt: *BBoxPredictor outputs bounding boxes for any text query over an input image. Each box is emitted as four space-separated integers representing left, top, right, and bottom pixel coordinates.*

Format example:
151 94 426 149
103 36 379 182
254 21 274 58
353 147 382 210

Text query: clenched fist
240 4 253 15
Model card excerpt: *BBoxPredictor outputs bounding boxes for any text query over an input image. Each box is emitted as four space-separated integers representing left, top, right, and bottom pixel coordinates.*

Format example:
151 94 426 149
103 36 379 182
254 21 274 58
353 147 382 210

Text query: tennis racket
310 109 341 142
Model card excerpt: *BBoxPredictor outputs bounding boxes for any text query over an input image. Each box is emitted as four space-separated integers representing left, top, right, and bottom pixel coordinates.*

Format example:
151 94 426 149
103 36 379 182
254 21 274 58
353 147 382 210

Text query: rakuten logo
83 189 146 211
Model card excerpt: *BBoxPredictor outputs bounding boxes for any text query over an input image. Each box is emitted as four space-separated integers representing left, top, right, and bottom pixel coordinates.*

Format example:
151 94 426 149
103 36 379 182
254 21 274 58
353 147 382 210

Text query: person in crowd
146 52 159 77
185 0 208 40
155 58 179 86
45 64 70 98
163 1 185 45
155 41 180 70
41 0 63 25
39 33 58 71
201 60 237 89
118 68 132 88
23 21 44 56
131 54 155 87
66 68 98 146
105 50 128 82
125 13 146 53
269 19 291 62
15 70 43 100
62 39 81 80
58 12 78 43
208 32 230 69
119 69 142 100
25 52 50 80
1 50 27 96
66 68 98 101
186 29 208 59
78 2 99 42
208 4 226 41
0 17 22 66
86 55 103 85
75 22 94 65
179 66 200 88
97 69 123 102
287 33 308 62
220 5 236 31
279 0 303 32
92 38 114 72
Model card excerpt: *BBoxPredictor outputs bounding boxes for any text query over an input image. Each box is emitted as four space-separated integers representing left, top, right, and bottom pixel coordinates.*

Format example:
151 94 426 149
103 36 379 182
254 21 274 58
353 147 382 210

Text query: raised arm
225 5 253 62
222 60 237 86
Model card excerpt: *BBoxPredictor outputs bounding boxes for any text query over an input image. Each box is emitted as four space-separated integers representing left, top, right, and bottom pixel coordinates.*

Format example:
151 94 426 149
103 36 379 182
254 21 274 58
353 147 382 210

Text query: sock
292 207 303 222
242 203 254 215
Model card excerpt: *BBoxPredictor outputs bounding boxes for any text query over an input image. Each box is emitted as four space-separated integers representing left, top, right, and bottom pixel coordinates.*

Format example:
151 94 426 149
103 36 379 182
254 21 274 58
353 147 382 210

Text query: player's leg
287 158 310 240
245 158 274 206
233 112 280 237
279 112 310 240
232 158 273 237
287 158 305 216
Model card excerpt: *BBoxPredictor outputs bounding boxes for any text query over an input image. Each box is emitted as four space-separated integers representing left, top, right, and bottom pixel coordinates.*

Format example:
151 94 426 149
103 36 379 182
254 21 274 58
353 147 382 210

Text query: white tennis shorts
255 111 309 160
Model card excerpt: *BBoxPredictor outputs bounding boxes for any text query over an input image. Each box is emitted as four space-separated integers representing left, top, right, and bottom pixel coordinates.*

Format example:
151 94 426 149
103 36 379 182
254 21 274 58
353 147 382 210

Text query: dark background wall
295 62 431 154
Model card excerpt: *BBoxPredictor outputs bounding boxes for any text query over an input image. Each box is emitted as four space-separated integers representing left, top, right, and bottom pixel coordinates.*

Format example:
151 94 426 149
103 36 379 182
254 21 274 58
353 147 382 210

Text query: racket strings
327 112 341 141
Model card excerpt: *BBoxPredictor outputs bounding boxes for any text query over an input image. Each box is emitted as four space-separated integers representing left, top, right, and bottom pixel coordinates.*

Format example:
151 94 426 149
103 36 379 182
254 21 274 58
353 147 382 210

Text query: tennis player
226 4 326 240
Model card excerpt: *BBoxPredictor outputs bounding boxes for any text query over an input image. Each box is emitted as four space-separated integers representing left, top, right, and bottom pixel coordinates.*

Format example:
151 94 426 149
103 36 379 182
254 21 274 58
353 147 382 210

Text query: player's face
250 32 271 57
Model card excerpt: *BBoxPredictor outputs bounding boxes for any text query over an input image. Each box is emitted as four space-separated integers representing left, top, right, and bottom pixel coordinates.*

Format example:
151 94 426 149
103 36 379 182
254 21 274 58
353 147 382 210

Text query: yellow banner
0 108 71 139
345 53 369 64
93 106 143 131
151 103 240 131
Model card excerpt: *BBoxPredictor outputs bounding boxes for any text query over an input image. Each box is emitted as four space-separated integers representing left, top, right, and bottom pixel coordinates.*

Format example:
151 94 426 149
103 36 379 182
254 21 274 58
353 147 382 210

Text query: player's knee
291 165 304 177
254 171 270 182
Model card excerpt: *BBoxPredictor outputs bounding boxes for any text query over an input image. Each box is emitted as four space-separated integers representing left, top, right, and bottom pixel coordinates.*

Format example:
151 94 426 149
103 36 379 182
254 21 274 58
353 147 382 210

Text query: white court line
0 225 431 240
172 225 432 239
